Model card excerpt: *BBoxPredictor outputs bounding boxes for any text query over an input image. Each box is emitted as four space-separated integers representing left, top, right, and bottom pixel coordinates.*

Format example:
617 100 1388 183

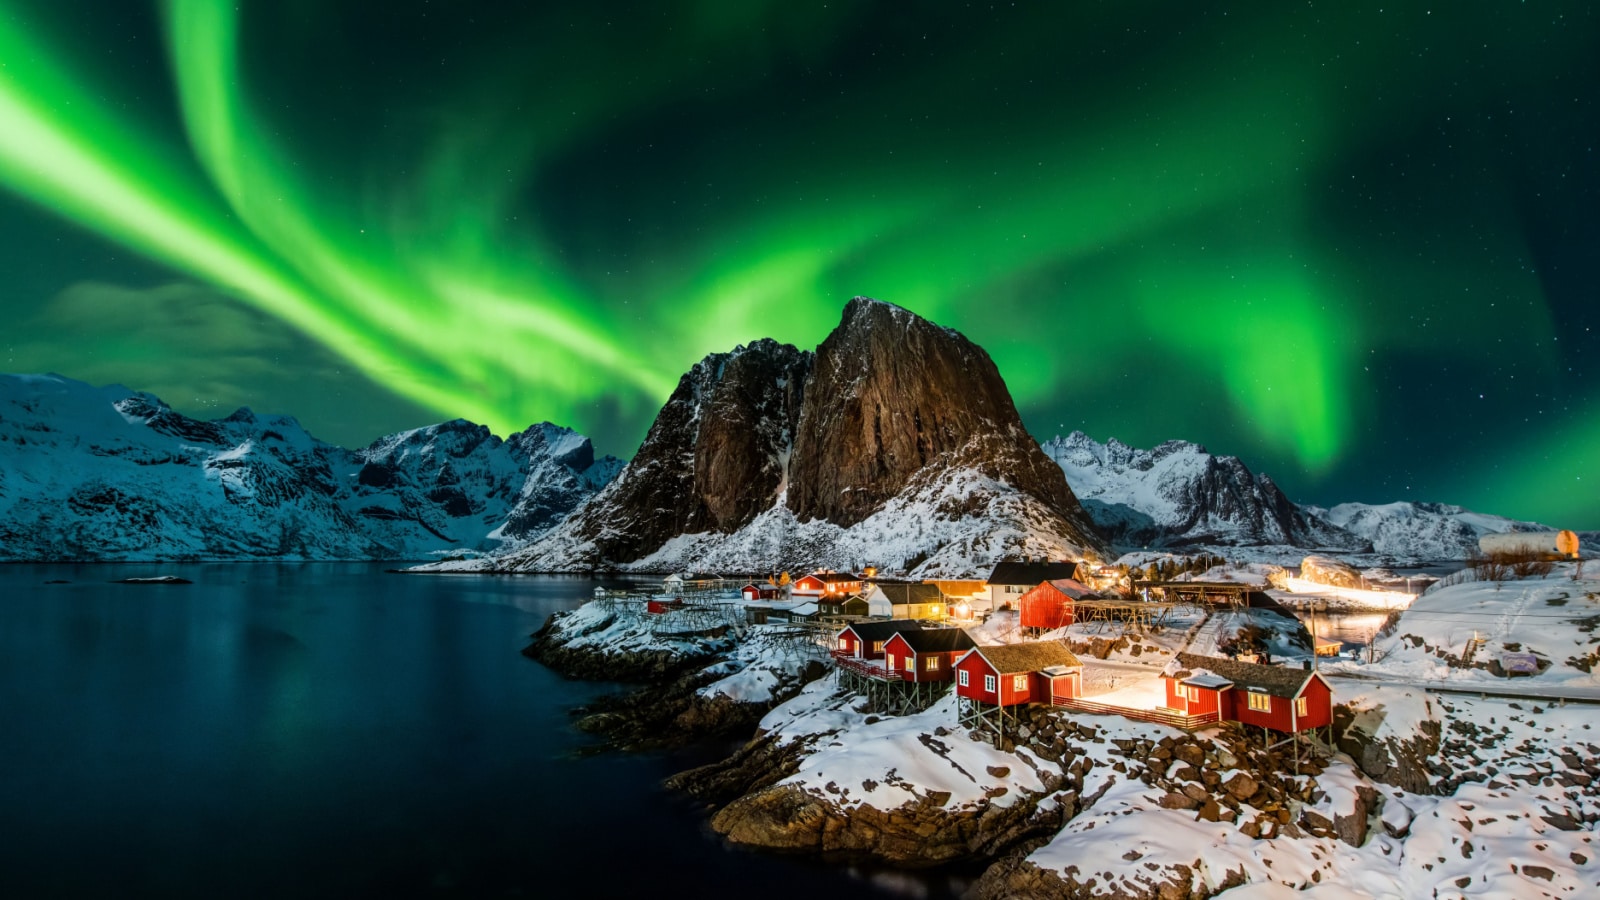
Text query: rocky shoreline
527 596 1600 898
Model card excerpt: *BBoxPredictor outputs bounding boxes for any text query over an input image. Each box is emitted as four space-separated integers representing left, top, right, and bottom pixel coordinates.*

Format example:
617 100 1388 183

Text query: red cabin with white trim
1162 653 1334 733
793 571 863 598
954 643 1084 707
883 629 977 683
741 583 782 601
834 619 924 660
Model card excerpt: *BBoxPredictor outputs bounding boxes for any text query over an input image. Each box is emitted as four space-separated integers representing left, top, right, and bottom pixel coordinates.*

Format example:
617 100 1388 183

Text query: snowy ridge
1043 431 1369 553
0 373 618 561
1310 500 1561 561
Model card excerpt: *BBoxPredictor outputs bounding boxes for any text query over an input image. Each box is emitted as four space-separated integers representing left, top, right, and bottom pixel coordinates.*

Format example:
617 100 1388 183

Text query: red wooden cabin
793 571 864 598
1162 653 1334 733
741 583 782 601
954 643 1084 707
1018 578 1096 630
834 619 924 660
884 628 977 683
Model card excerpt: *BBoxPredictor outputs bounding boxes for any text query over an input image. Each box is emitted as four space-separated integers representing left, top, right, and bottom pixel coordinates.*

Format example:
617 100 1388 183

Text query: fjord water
0 564 903 898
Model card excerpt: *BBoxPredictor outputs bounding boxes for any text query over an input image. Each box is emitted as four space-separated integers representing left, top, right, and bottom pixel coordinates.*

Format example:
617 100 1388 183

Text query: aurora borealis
1 2 1596 527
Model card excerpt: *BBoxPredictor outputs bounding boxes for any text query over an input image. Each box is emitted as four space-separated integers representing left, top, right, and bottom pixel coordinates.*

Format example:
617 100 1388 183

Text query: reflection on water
0 563 947 899
1307 612 1393 649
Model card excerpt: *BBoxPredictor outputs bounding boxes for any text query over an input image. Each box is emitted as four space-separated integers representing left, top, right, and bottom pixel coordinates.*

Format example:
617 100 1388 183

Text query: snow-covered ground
1320 562 1600 692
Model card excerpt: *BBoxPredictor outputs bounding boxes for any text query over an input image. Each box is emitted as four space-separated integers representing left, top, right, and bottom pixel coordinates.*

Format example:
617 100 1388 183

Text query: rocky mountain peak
556 337 814 563
787 298 1090 533
484 298 1105 575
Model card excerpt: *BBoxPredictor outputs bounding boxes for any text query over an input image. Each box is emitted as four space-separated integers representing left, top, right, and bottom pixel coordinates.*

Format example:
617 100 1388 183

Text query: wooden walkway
1051 696 1220 730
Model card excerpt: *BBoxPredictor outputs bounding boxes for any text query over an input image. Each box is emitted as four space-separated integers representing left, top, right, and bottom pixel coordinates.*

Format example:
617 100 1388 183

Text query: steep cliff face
0 374 617 561
1044 431 1370 552
481 298 1105 576
555 338 812 564
787 298 1088 532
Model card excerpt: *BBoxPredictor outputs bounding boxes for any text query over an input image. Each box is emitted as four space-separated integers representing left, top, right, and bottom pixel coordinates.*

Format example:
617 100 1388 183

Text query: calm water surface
0 563 943 899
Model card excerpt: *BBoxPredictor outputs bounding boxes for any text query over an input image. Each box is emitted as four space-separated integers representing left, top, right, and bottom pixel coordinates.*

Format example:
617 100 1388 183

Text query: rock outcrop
479 299 1104 576
508 339 811 565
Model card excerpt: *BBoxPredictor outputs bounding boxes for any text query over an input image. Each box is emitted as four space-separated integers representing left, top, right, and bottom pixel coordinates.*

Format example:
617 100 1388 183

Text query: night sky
1 1 1596 528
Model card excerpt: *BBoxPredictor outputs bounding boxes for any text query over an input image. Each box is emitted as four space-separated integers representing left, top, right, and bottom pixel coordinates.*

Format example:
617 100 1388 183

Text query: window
1013 674 1028 692
837 638 848 651
903 655 913 672
1247 691 1271 712
958 669 969 687
872 640 884 653
984 674 997 693
1295 696 1308 717
924 656 940 671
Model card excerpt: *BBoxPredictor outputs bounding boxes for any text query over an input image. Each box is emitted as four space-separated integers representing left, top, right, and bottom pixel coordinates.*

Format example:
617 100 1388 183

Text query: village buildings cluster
658 560 1336 744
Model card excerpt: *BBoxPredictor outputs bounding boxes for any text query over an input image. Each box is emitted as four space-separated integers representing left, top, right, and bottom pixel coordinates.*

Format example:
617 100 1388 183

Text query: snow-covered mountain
433 298 1105 578
0 374 618 561
1307 501 1559 560
1042 431 1370 553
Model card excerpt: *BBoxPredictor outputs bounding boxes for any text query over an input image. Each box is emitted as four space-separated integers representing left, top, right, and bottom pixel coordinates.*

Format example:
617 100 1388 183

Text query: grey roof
870 582 945 604
1170 652 1316 699
1183 673 1235 690
967 642 1083 674
844 619 926 643
987 561 1082 586
894 628 977 654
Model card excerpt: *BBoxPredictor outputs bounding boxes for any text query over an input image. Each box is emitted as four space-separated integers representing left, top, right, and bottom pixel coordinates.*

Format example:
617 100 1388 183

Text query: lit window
958 670 970 687
872 641 884 653
984 674 997 692
925 656 939 671
903 655 913 672
1248 691 1271 712
1013 674 1028 692
837 638 848 651
1295 696 1308 717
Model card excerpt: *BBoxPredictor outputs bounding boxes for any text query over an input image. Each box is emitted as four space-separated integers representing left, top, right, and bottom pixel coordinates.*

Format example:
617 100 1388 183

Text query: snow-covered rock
432 299 1104 578
1044 431 1370 553
1309 500 1563 561
0 373 618 560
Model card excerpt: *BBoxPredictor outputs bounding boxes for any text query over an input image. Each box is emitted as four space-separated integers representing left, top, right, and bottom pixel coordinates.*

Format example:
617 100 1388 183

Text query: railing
1051 696 1219 730
831 652 901 681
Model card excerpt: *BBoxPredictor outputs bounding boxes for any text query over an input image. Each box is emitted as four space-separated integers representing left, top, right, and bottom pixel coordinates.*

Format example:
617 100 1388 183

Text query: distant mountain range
3 304 1584 567
0 374 618 561
1041 431 1582 562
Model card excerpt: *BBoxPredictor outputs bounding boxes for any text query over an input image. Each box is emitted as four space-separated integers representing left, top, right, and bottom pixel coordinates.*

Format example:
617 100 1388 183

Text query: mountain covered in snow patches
0 374 618 561
1307 500 1561 560
1042 431 1369 553
439 298 1105 577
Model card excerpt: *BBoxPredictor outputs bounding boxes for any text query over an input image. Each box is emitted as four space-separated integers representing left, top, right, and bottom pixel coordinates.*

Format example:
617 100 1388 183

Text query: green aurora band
0 1 1594 526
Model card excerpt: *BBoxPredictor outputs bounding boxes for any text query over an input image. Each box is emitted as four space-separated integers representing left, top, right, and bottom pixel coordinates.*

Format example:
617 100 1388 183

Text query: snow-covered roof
1182 672 1235 690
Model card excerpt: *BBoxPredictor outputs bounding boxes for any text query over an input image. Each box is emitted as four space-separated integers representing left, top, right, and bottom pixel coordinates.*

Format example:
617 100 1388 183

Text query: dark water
0 564 939 899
